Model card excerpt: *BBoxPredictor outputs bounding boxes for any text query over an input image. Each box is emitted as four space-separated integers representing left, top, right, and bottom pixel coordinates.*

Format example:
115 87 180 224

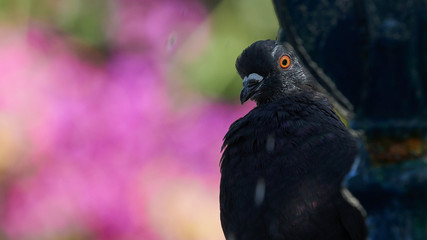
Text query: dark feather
220 40 367 240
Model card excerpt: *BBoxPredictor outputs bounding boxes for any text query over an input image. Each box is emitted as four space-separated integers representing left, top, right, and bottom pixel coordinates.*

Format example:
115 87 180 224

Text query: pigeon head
236 40 309 105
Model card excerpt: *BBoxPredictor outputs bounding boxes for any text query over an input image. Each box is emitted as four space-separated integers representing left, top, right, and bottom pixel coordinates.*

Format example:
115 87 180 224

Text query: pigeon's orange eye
279 55 291 69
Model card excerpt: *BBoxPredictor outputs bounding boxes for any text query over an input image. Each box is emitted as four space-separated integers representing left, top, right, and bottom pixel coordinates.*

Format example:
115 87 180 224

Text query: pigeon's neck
255 85 315 106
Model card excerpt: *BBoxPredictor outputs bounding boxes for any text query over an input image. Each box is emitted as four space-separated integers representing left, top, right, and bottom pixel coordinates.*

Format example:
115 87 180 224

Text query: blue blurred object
273 0 427 239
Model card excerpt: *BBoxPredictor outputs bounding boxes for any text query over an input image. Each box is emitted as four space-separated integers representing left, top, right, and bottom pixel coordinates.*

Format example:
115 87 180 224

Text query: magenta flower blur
0 0 253 239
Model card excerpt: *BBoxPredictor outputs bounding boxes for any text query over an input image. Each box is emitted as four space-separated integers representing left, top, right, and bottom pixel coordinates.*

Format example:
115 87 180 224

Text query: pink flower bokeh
0 0 254 239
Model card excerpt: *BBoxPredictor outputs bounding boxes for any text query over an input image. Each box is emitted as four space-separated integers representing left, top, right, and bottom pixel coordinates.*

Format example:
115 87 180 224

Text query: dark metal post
273 0 427 239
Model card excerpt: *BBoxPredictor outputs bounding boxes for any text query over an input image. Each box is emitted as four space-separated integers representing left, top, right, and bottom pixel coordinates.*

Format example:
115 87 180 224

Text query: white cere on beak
254 178 266 206
243 73 264 83
266 134 275 153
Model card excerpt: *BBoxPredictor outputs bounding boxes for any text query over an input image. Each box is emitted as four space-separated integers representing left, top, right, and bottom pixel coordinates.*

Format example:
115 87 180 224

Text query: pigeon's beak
240 73 264 104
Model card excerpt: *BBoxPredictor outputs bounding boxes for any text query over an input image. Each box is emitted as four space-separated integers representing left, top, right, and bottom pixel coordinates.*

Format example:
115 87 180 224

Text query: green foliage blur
173 0 279 101
0 0 279 102
0 0 110 50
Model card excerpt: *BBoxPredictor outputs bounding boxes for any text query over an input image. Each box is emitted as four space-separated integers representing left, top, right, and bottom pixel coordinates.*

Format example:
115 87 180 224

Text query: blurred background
0 0 280 239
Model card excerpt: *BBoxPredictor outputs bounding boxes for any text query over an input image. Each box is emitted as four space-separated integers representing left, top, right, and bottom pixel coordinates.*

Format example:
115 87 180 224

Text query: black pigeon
220 40 367 240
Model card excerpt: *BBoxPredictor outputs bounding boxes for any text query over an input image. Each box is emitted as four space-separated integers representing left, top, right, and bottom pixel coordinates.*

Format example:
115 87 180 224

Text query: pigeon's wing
264 95 364 239
220 109 274 239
